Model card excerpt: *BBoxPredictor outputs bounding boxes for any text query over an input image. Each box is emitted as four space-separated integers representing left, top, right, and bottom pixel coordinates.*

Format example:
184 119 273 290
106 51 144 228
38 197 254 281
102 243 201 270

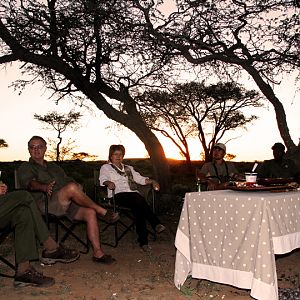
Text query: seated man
18 136 118 265
0 182 79 287
197 143 242 190
257 142 300 181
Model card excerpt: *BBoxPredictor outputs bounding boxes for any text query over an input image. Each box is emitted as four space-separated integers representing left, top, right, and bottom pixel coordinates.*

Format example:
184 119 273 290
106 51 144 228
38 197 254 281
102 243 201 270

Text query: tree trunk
184 152 193 172
56 134 62 162
243 64 300 167
133 120 171 193
243 65 297 151
116 117 173 199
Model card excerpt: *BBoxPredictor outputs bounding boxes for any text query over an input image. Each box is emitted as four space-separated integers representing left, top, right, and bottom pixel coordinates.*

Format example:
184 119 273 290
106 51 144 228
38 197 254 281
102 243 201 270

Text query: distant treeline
0 159 254 197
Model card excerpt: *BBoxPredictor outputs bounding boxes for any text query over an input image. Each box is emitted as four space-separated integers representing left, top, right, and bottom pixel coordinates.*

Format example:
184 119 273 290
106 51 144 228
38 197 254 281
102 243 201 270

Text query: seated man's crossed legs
53 182 118 264
55 182 119 221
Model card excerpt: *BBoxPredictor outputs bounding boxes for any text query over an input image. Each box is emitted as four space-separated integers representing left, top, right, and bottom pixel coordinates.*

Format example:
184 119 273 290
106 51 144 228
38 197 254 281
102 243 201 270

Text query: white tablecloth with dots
174 190 300 300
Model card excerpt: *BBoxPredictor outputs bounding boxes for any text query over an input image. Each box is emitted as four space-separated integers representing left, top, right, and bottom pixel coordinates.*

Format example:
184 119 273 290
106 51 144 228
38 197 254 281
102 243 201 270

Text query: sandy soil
0 214 300 300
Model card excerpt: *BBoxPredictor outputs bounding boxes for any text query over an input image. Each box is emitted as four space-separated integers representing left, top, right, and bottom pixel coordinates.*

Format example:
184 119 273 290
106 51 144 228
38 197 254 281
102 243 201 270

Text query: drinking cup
245 172 257 186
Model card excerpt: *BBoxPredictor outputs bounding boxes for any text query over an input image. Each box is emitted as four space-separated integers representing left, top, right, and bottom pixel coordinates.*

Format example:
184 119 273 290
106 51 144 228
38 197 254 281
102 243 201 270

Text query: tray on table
228 185 295 192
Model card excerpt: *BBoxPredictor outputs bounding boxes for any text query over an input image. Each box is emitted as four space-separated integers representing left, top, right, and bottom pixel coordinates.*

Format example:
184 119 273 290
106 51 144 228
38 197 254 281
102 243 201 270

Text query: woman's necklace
114 164 123 171
111 164 127 177
110 163 138 190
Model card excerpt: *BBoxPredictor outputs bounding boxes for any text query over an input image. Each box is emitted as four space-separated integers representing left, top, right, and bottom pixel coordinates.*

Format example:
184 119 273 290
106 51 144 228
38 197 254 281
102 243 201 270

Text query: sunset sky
0 63 299 163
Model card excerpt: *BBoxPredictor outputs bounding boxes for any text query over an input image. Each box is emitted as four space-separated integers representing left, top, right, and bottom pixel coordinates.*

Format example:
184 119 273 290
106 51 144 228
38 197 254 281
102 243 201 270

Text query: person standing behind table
197 143 242 191
257 142 300 181
18 135 119 265
0 182 79 288
99 144 166 252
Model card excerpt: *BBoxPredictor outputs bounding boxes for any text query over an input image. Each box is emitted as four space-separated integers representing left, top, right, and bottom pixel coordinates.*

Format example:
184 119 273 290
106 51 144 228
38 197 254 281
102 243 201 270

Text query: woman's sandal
92 254 116 265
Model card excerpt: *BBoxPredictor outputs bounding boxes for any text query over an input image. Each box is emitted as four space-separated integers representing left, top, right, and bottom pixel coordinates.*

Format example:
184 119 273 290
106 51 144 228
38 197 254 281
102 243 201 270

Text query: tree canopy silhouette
132 0 300 158
0 0 172 191
34 110 82 161
0 139 8 148
138 81 262 164
0 0 299 189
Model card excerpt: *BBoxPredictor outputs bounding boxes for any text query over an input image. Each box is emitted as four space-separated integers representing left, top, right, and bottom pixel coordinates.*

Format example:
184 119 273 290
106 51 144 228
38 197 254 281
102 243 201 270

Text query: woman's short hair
108 144 125 161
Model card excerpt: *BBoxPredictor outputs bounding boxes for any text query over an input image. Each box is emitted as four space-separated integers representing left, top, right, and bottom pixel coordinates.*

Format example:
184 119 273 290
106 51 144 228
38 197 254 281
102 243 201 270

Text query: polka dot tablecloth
174 190 300 300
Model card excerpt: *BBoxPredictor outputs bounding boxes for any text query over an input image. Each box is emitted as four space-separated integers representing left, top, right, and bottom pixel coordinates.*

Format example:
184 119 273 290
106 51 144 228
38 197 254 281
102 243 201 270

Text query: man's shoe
155 224 166 234
92 254 116 265
14 266 55 288
102 210 120 223
40 244 80 265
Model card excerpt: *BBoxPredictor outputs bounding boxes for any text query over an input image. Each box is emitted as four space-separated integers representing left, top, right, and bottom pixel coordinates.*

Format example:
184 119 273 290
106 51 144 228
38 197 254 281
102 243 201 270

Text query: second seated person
257 142 300 181
18 135 119 265
198 143 242 190
99 144 166 251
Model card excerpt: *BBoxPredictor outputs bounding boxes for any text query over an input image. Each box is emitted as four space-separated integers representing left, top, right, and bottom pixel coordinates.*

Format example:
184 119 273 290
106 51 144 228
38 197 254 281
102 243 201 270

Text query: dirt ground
1 214 300 300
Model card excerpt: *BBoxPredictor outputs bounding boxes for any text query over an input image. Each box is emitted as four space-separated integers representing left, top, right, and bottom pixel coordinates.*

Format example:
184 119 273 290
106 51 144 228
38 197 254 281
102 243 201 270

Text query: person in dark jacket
257 142 300 181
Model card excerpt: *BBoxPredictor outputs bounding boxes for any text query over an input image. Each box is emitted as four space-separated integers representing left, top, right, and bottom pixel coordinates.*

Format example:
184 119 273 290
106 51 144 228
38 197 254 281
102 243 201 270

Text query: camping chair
0 227 16 278
94 169 157 247
94 182 136 247
14 169 89 254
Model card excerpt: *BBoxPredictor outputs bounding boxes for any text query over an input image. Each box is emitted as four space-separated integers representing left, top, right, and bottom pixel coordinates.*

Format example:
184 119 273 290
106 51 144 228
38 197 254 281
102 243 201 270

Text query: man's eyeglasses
29 145 45 150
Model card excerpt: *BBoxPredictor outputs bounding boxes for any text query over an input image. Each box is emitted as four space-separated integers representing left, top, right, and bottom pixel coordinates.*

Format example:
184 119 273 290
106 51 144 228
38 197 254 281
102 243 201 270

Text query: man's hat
271 142 285 151
213 143 226 152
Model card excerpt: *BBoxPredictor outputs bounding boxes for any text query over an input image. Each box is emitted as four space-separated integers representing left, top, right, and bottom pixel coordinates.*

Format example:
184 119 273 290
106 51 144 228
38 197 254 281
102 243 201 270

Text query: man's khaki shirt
18 158 74 208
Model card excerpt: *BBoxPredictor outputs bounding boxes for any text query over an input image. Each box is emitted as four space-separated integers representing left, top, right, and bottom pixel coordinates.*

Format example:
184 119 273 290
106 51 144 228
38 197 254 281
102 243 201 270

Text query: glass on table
245 172 257 186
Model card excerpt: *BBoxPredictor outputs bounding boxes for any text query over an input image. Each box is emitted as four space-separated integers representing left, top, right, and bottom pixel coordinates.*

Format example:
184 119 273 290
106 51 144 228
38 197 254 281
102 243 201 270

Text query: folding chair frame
44 195 90 254
100 204 136 248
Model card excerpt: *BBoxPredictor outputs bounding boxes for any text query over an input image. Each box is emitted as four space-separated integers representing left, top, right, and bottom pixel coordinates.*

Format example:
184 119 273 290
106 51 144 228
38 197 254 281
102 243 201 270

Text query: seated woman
99 144 165 251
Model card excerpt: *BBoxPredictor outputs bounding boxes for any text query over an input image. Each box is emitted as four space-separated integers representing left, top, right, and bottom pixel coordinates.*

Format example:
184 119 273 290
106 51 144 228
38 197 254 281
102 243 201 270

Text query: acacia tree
133 0 300 159
71 152 98 161
0 139 8 148
138 88 196 165
34 111 82 161
44 138 76 161
0 0 173 193
138 81 262 164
